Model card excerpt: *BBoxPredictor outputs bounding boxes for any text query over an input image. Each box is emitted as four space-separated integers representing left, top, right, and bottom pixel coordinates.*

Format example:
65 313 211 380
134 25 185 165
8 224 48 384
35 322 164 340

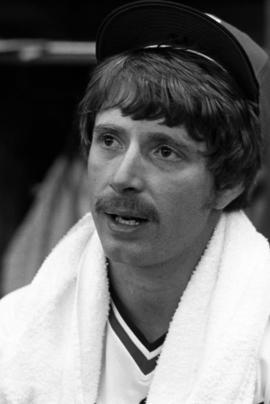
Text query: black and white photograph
0 1 270 402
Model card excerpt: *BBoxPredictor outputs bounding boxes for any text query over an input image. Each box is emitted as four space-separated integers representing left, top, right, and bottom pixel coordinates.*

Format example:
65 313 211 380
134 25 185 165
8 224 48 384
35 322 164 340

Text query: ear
214 183 244 210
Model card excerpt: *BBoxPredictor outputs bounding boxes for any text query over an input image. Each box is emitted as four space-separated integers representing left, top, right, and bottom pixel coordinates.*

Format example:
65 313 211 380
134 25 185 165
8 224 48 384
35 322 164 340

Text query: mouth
105 212 148 227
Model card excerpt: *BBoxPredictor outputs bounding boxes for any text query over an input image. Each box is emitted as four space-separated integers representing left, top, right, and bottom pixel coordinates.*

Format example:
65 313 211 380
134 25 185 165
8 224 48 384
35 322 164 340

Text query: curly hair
79 48 261 211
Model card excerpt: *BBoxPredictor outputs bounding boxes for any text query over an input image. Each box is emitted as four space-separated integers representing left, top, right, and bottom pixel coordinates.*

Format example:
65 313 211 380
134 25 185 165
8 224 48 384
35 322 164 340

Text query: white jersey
96 297 268 404
97 301 164 404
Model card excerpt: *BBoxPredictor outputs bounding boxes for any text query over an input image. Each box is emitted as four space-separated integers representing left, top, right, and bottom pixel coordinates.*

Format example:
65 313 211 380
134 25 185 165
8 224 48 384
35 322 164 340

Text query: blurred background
1 0 270 296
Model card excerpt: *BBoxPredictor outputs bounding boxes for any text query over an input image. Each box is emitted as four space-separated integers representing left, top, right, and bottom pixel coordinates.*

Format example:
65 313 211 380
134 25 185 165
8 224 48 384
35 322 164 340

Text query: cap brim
96 0 258 103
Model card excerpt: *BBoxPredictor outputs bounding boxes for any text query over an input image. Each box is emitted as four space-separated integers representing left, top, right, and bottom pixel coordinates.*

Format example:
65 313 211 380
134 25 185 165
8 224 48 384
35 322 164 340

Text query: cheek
87 151 103 207
87 149 105 187
87 147 98 175
157 168 214 221
87 150 115 213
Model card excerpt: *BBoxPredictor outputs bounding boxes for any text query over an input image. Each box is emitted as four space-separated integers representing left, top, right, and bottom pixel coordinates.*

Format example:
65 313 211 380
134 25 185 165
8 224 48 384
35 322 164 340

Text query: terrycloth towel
0 211 269 403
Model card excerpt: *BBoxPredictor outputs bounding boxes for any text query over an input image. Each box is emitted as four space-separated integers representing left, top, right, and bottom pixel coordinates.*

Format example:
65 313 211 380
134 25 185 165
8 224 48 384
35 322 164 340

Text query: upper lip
104 208 148 220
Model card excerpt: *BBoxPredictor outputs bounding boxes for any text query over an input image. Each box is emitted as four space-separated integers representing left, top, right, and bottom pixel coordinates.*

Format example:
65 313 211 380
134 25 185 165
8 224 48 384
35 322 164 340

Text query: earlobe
214 184 244 210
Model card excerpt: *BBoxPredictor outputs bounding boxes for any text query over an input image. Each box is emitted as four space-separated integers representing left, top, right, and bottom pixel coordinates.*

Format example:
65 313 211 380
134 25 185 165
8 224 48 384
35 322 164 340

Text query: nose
110 144 144 193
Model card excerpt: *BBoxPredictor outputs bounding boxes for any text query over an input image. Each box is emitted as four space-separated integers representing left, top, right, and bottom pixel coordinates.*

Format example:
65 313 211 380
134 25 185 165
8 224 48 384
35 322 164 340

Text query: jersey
96 300 165 404
96 295 268 404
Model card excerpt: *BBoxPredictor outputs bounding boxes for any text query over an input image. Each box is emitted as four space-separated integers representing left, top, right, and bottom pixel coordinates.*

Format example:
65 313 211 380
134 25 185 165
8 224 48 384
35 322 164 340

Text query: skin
88 108 229 341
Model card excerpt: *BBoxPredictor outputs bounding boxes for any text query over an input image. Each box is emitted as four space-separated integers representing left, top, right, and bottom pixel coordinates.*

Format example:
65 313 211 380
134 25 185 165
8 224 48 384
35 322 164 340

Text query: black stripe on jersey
109 306 160 375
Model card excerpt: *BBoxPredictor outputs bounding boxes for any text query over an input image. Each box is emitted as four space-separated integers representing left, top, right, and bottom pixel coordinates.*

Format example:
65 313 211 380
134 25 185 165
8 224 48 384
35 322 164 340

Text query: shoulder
0 286 30 344
0 213 95 344
0 286 30 314
257 316 270 403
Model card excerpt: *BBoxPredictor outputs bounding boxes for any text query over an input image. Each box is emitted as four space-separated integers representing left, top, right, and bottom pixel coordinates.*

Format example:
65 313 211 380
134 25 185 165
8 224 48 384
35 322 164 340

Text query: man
0 1 270 403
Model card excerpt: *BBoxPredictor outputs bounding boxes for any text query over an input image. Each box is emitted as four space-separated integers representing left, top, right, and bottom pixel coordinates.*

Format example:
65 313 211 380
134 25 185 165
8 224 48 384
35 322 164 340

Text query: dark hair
79 48 261 211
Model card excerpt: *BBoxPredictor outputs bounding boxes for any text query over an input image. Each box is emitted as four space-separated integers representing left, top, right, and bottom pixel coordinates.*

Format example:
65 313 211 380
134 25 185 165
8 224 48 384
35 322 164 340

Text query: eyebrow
93 123 203 155
93 124 124 135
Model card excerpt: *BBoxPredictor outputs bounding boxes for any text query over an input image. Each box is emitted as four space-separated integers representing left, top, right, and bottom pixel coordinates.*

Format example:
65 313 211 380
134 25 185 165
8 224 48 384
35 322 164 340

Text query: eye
102 134 116 147
154 145 180 161
95 133 122 150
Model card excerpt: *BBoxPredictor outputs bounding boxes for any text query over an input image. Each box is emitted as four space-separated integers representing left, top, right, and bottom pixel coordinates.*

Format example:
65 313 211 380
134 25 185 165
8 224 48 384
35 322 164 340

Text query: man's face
88 108 219 268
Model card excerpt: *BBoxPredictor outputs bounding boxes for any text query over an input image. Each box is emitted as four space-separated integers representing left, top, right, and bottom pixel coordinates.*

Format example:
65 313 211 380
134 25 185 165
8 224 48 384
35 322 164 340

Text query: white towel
0 211 269 403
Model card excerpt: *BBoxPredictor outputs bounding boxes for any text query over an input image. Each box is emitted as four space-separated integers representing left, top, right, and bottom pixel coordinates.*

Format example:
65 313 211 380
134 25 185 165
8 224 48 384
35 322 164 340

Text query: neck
107 213 220 342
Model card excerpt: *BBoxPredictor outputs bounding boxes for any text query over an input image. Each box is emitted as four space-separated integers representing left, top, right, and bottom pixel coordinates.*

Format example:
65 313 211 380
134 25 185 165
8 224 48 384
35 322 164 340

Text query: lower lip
105 214 149 234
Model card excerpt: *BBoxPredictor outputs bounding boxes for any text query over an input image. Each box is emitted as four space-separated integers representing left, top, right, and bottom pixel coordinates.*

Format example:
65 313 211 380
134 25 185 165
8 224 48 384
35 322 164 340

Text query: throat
111 293 167 346
107 262 185 342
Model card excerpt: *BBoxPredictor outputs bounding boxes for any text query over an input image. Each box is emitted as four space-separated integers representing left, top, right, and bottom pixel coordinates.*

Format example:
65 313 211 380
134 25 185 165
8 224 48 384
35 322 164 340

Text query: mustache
95 195 159 222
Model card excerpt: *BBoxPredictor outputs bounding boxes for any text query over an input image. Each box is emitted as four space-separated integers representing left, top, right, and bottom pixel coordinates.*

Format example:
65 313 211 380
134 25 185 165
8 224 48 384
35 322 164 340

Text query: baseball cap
96 0 261 104
96 1 270 146
208 15 270 150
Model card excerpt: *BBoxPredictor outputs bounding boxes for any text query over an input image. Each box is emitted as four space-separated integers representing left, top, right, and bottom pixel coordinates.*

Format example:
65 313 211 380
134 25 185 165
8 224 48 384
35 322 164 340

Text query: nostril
110 168 144 192
110 182 141 194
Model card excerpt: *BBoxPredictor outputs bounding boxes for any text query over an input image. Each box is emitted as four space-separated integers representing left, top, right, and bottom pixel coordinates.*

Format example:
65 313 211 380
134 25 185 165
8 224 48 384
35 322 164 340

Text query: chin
101 239 152 268
104 242 140 265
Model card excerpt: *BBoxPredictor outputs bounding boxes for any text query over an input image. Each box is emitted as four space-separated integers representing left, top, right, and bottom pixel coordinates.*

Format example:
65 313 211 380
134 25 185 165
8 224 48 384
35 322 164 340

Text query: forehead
94 108 207 154
94 108 172 132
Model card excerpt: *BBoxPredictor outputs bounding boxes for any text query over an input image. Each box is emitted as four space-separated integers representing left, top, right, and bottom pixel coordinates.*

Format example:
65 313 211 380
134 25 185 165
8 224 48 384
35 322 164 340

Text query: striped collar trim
109 302 164 375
